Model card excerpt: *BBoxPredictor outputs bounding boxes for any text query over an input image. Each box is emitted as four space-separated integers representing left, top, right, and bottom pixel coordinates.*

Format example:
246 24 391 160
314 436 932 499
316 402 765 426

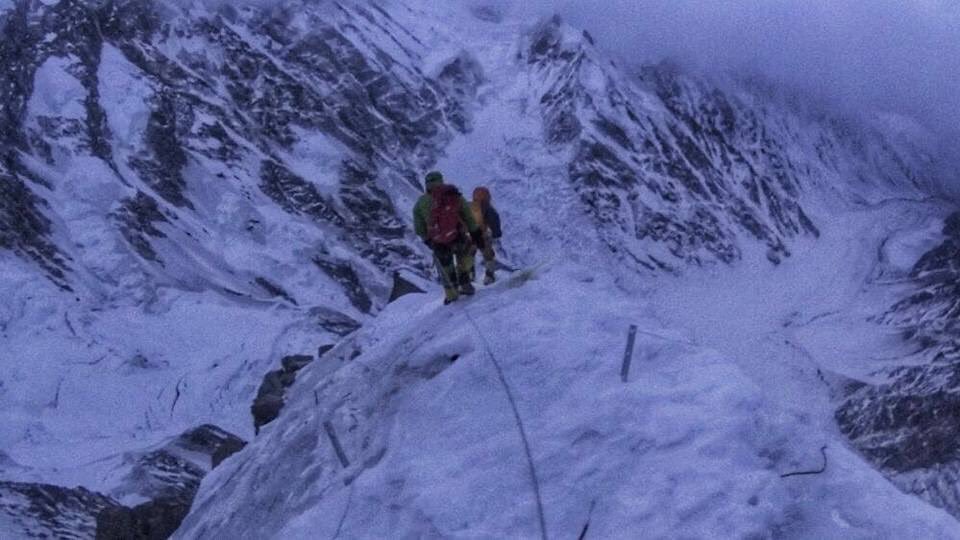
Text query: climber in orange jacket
468 186 502 285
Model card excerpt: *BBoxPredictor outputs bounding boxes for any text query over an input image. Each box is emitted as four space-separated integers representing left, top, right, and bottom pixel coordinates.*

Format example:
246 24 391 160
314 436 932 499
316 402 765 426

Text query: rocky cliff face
0 0 485 315
838 211 960 517
0 1 936 300
528 20 822 268
437 14 933 271
0 425 243 539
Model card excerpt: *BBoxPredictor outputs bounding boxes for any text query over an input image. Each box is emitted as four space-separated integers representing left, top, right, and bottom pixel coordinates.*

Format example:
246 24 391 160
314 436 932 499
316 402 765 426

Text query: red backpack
428 185 464 246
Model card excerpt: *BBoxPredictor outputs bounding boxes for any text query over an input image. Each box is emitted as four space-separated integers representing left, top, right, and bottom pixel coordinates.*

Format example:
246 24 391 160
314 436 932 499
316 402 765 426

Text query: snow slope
177 257 960 539
0 260 318 487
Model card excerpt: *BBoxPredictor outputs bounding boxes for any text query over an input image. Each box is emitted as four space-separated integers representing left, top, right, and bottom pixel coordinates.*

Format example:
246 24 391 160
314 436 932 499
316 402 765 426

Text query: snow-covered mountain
1 0 959 537
837 210 960 516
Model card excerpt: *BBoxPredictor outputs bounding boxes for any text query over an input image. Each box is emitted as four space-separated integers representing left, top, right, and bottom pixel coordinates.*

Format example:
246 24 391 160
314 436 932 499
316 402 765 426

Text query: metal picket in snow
324 420 351 468
620 325 638 383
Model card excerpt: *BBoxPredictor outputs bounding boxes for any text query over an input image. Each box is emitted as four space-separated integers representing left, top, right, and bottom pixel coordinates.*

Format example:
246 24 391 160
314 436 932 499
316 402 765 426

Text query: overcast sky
508 0 960 143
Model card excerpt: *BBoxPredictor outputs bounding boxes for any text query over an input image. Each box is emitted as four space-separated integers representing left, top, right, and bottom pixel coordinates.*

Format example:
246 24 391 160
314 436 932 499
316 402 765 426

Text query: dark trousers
433 240 472 291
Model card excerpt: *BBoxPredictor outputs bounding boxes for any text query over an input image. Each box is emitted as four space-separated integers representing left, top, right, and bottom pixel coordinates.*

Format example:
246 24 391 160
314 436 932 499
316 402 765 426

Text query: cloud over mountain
490 0 960 156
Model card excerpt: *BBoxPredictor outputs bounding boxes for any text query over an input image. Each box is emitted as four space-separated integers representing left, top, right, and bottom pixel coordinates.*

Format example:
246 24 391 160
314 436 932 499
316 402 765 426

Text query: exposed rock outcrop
838 211 960 517
0 482 119 540
94 424 246 539
0 425 245 540
251 354 316 435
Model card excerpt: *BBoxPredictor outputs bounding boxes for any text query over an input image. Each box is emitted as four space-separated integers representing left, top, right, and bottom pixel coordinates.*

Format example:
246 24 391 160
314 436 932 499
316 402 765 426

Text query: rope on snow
780 445 828 478
464 307 549 540
577 499 597 540
331 482 356 540
633 327 699 347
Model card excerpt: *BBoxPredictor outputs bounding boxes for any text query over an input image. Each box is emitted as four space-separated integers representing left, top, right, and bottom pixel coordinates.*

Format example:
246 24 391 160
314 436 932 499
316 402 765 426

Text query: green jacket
413 188 478 241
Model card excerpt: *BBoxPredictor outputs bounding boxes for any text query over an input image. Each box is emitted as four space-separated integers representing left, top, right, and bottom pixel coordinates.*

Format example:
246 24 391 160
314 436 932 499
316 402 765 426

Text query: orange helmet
473 186 491 205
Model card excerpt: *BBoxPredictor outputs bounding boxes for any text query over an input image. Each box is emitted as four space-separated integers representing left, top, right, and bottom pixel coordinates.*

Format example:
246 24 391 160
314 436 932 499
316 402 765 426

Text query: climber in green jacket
413 171 484 304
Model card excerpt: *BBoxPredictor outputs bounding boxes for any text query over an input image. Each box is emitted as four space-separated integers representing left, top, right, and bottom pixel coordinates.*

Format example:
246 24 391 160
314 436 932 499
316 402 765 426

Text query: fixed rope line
463 307 549 540
331 482 356 539
633 327 699 347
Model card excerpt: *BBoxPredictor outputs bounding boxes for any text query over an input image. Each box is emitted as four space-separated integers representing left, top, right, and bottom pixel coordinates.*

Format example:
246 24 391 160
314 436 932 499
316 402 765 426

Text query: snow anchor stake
621 325 638 383
324 420 350 468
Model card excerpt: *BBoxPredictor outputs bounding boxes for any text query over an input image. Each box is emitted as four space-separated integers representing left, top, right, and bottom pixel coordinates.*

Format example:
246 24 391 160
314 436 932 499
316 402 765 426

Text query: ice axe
494 239 510 259
493 239 518 272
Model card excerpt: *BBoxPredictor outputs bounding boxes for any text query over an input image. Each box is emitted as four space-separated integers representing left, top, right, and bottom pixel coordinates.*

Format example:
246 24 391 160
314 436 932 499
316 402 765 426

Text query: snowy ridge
177 263 960 539
431 12 940 272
